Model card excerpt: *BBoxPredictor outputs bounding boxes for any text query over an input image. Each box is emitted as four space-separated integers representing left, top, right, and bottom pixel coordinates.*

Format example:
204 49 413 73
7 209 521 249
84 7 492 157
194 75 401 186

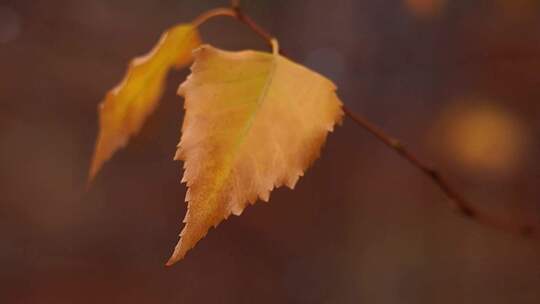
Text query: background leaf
89 24 201 182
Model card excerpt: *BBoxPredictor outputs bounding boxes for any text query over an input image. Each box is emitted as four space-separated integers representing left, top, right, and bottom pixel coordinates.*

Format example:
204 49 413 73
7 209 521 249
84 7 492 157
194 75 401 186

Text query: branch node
389 138 403 150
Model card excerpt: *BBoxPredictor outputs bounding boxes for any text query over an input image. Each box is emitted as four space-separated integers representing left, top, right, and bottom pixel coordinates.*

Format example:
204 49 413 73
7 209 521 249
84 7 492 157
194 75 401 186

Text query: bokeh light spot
436 101 528 175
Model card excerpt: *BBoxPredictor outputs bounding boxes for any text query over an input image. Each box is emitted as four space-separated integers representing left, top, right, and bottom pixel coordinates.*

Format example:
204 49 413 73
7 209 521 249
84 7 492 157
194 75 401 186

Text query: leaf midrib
204 52 279 212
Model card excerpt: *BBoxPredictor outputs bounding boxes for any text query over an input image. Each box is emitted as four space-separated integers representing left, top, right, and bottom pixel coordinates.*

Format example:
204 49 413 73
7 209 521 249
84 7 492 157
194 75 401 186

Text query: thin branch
192 7 236 27
233 7 275 49
343 108 534 236
192 4 536 236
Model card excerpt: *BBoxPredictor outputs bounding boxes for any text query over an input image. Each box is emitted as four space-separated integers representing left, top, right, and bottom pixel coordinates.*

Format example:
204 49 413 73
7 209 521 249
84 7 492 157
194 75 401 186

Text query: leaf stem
191 3 535 237
192 7 236 28
191 6 276 52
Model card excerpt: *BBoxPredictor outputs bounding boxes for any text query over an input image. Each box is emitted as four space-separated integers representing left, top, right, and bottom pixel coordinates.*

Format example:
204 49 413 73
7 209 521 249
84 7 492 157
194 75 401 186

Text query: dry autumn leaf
168 42 344 265
89 24 201 182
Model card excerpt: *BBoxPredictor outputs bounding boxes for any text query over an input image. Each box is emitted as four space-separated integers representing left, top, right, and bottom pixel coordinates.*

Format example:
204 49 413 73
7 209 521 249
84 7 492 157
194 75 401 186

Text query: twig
233 6 275 50
193 2 535 236
192 7 236 27
343 108 534 236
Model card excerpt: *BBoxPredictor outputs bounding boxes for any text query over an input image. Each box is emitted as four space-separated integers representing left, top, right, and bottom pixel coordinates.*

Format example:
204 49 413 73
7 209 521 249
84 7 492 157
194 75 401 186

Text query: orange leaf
89 24 201 182
167 43 343 264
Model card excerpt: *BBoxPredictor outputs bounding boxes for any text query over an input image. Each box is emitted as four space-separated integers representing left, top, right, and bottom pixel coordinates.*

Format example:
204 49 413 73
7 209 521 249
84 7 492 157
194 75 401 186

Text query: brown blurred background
1 0 540 303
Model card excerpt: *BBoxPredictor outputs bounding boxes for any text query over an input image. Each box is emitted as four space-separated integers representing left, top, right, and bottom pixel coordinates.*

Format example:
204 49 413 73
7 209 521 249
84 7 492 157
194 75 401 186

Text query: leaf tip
165 257 179 267
87 150 103 188
165 241 189 266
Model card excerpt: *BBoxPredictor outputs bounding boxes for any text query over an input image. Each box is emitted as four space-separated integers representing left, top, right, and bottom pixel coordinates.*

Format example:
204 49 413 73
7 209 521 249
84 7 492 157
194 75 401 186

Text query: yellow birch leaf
89 24 201 182
168 43 343 265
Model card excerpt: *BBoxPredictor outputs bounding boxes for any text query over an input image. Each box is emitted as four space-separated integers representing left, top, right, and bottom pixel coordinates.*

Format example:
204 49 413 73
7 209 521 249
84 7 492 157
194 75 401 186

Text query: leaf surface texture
169 45 343 264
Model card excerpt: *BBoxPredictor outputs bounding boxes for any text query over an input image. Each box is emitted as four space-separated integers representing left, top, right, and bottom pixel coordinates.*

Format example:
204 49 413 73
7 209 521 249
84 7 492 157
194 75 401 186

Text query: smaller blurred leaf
89 24 201 182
